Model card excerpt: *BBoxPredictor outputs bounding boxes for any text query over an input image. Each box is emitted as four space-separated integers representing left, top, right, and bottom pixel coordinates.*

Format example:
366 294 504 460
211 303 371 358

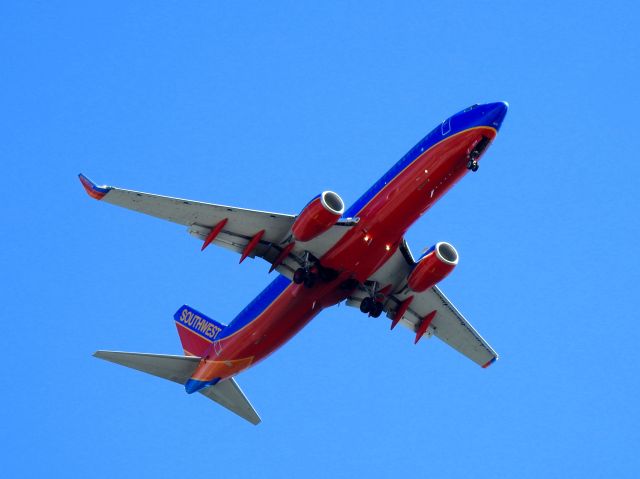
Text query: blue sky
2 1 639 477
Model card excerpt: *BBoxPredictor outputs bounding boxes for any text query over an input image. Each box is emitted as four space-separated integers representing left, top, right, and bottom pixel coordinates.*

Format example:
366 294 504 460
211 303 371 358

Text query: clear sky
2 1 639 477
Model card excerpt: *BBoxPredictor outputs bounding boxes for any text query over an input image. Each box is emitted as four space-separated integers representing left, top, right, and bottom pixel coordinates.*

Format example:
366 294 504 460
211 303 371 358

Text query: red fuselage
189 123 499 384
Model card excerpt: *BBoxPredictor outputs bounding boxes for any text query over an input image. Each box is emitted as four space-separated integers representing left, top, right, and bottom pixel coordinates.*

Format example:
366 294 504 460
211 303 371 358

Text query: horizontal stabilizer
199 378 261 425
94 350 200 384
94 350 261 425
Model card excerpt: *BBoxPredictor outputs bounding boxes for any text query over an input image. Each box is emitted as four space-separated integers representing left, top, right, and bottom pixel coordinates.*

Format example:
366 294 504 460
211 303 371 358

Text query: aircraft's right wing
346 240 499 368
79 174 354 277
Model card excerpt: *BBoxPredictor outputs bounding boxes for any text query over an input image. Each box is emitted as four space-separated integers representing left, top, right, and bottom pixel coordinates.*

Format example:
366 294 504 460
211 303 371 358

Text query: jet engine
407 242 459 292
291 191 345 242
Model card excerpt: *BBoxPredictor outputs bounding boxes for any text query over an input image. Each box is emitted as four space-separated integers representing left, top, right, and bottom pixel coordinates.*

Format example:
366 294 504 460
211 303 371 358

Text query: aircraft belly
195 278 350 382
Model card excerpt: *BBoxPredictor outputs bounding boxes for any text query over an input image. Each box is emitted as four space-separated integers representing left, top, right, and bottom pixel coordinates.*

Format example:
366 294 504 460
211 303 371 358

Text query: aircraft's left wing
79 174 352 276
346 240 499 368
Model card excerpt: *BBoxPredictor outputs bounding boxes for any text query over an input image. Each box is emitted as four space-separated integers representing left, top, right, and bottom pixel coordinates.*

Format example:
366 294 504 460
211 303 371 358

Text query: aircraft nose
484 101 509 130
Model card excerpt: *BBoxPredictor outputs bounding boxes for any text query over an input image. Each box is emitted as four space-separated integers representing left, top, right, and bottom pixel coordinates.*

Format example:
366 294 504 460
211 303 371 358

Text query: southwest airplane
81 101 508 425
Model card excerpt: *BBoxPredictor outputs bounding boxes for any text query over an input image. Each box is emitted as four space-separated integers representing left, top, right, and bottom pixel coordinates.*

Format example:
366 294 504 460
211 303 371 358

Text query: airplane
81 101 508 425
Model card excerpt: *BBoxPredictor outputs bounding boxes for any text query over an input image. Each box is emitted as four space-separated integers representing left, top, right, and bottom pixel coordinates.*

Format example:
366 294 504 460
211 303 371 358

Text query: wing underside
79 174 353 278
348 240 498 367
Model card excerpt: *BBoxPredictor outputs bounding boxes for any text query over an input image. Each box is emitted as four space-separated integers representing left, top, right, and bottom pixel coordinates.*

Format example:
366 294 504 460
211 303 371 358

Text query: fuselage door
441 117 451 136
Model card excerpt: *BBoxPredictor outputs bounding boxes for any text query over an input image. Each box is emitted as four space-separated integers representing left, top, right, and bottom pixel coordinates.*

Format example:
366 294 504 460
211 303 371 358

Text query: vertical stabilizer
173 305 226 357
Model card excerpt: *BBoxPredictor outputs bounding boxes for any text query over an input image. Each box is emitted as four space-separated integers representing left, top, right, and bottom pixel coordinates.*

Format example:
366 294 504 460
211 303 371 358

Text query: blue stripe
343 102 506 219
418 244 436 261
218 274 291 339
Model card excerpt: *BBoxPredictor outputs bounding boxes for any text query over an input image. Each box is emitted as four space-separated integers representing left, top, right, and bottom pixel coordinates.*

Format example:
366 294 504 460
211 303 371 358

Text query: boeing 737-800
81 101 509 424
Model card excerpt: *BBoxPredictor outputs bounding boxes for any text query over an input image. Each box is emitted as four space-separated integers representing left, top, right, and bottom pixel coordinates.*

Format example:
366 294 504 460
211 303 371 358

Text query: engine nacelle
407 242 459 292
291 191 345 242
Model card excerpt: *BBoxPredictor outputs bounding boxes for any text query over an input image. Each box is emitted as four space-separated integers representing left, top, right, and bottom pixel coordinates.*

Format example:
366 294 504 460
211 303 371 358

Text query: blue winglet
78 173 111 200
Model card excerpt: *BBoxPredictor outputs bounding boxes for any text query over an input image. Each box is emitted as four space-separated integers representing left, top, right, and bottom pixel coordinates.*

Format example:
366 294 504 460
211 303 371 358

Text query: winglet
482 357 497 368
78 173 111 200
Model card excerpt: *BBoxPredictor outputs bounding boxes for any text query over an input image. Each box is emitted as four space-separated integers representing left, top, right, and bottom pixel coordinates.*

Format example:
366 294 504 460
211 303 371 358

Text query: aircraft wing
346 240 499 368
79 174 352 276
